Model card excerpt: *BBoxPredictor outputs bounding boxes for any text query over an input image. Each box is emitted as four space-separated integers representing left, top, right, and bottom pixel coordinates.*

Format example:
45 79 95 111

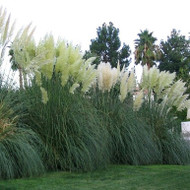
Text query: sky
1 0 190 79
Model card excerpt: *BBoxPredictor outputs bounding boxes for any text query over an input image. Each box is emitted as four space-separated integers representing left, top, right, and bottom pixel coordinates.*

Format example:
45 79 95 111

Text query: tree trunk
18 66 23 89
23 73 28 88
147 63 151 70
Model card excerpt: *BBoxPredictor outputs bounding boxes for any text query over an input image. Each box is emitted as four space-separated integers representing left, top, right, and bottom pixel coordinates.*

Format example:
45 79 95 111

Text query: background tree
158 29 190 86
134 29 160 69
9 24 36 89
158 29 190 121
9 48 24 89
85 22 131 68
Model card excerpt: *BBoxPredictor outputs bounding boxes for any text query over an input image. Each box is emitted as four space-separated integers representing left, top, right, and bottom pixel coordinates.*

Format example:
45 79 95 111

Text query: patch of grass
1 165 190 190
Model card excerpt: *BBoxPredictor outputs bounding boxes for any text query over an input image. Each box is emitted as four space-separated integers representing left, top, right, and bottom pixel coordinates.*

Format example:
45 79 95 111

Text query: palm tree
9 48 24 89
9 24 36 89
134 29 160 69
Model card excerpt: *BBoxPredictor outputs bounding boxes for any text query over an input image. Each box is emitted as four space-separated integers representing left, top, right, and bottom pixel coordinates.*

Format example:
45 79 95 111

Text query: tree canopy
85 22 131 68
158 29 190 86
134 29 160 69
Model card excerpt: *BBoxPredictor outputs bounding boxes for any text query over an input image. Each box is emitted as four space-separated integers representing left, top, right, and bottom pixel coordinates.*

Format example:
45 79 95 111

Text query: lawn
0 165 190 190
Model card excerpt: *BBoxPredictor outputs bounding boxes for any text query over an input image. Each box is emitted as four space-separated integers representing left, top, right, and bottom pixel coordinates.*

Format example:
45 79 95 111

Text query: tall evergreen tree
85 22 131 68
159 29 190 121
134 29 160 69
158 29 190 86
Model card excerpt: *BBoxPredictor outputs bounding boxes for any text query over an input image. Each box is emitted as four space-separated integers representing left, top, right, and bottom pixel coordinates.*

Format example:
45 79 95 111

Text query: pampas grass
0 85 44 179
137 102 190 164
140 65 190 112
20 75 110 172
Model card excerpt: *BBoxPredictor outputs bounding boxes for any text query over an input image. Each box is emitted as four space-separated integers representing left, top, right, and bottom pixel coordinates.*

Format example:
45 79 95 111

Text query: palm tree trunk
23 73 27 88
147 63 151 70
18 66 23 89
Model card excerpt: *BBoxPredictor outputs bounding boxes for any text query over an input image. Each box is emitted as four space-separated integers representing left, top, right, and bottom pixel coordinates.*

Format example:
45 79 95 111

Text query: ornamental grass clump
89 67 161 165
0 8 45 179
0 87 45 179
137 65 190 164
91 63 161 165
96 62 137 103
137 102 190 165
11 33 97 95
140 65 190 113
20 75 110 172
10 19 108 172
54 39 97 93
90 79 160 166
108 104 161 165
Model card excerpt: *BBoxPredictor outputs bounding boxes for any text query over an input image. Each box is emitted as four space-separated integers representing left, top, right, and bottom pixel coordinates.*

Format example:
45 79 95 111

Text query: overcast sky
1 0 190 79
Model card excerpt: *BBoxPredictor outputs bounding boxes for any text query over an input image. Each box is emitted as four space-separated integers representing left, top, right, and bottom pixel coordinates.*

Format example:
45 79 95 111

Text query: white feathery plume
133 90 144 111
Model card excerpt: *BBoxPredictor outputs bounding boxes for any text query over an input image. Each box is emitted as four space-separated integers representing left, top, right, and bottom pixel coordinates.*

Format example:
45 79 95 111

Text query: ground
0 165 190 190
